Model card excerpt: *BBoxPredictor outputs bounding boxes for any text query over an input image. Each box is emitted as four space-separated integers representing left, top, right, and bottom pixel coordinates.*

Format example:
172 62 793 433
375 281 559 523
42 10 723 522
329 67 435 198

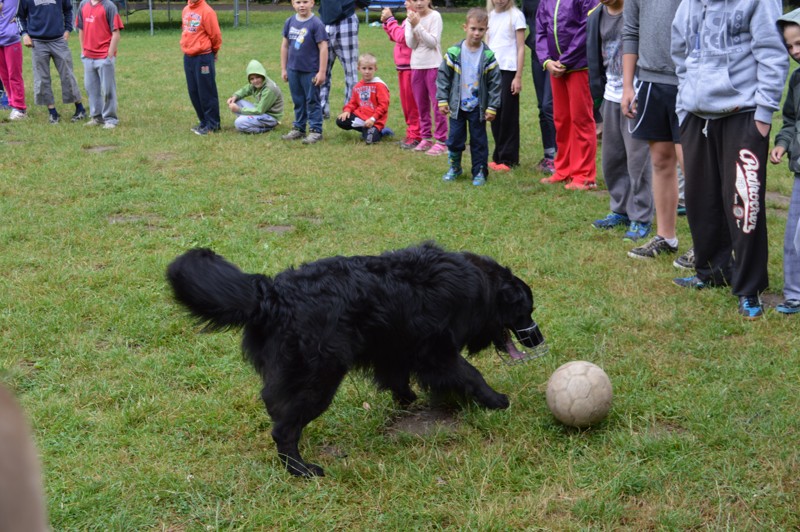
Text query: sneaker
738 295 763 320
677 202 687 216
426 142 447 156
442 166 463 182
281 128 305 140
400 138 420 150
472 169 487 186
190 123 202 134
673 248 695 270
9 109 26 120
564 181 597 191
302 131 323 144
85 118 103 127
381 126 394 137
776 299 800 314
414 139 434 152
49 113 60 124
489 162 511 172
193 126 212 136
102 122 117 129
536 157 555 175
592 212 630 230
672 275 708 289
623 221 652 242
540 174 569 184
627 236 678 260
71 110 86 122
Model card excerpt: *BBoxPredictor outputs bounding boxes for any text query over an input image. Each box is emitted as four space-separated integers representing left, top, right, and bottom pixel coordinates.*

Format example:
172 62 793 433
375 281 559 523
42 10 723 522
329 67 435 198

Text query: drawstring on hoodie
702 118 709 137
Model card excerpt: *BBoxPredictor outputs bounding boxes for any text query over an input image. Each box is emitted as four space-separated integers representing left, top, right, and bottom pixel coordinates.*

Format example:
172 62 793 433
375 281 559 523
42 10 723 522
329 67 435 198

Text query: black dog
167 243 543 477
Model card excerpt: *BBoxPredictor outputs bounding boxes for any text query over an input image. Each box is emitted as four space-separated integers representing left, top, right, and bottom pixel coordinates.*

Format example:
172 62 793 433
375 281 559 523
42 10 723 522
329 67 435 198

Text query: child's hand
282 69 288 82
546 60 566 78
312 72 326 86
380 7 392 22
365 117 376 128
439 103 450 116
621 87 636 119
510 76 522 95
770 145 786 165
407 10 419 27
338 111 350 121
485 111 495 122
226 96 236 105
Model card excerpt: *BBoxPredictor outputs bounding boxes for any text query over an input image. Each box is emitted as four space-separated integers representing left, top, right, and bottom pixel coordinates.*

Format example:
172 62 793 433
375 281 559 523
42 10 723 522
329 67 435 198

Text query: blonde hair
486 0 516 12
358 53 378 67
466 7 489 25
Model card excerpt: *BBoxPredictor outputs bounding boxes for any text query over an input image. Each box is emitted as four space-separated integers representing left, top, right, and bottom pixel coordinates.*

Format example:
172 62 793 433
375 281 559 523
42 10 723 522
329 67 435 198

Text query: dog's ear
496 275 534 321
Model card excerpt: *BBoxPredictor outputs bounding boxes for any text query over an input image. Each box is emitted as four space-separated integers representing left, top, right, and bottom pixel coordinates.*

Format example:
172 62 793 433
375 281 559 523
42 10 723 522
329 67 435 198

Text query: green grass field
1 9 798 529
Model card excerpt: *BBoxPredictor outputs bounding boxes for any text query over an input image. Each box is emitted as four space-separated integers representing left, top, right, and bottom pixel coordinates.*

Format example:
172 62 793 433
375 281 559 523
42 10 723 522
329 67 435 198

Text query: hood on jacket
778 8 800 64
246 59 268 82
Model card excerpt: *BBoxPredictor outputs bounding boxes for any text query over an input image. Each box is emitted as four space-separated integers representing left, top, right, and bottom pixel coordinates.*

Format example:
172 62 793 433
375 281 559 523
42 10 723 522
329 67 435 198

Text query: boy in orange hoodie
335 53 392 144
180 0 221 135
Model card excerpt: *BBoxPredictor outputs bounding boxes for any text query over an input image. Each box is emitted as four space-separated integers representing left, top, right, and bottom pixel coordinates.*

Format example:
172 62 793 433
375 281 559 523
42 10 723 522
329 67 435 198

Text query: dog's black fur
167 243 538 477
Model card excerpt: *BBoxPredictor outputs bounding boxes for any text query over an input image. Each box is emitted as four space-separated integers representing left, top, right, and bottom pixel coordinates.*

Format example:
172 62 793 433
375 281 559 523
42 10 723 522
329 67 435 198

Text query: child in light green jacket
226 60 284 133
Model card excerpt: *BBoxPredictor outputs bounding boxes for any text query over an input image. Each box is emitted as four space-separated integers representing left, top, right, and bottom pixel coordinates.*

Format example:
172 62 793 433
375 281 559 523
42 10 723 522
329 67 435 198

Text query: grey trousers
82 56 118 124
232 100 278 134
785 176 800 300
31 38 81 107
602 100 653 224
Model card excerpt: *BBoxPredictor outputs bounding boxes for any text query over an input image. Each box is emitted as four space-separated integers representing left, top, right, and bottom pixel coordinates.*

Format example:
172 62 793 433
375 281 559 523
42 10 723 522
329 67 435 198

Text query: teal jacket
436 42 501 120
232 60 284 119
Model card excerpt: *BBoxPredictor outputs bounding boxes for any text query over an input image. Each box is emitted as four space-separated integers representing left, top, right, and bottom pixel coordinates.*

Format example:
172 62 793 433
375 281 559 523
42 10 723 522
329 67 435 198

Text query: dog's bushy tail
167 248 269 330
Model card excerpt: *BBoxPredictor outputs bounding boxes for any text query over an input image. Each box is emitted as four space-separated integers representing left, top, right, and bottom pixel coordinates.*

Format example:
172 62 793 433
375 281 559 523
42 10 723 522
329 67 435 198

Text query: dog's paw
287 461 325 478
484 392 510 410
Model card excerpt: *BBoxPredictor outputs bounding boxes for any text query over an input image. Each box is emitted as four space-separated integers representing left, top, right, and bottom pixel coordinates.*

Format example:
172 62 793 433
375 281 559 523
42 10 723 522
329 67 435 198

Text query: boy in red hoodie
335 53 392 144
180 0 221 135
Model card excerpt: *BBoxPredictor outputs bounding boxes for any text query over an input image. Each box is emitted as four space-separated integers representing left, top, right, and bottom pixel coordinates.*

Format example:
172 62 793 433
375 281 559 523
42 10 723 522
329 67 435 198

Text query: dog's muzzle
495 321 548 365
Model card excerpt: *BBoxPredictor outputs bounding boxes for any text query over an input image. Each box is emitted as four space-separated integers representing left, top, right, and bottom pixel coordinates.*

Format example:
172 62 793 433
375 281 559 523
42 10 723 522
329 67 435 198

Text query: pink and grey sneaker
425 142 447 156
414 139 434 152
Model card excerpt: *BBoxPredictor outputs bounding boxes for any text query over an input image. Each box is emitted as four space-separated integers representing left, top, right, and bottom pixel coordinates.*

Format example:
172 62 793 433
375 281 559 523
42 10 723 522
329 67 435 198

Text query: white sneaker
9 109 26 120
84 118 103 127
102 122 117 129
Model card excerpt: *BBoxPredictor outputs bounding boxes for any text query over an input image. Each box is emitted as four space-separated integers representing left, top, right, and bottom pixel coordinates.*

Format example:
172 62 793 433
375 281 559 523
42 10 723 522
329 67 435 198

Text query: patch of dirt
761 293 783 310
259 224 294 234
82 144 117 153
107 213 161 230
766 191 791 209
386 408 459 437
150 151 177 162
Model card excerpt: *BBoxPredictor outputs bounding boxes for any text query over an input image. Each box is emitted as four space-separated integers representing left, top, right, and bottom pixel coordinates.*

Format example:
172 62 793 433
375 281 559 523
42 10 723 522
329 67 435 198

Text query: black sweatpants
490 70 520 167
680 111 769 296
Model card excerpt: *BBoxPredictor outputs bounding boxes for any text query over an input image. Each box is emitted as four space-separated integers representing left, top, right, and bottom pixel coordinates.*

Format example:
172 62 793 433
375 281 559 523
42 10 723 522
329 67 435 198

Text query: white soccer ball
546 361 613 428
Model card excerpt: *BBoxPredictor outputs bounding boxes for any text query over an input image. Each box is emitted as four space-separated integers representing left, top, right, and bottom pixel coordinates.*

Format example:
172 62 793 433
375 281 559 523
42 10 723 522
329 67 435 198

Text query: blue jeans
447 108 488 176
287 69 322 133
184 53 220 130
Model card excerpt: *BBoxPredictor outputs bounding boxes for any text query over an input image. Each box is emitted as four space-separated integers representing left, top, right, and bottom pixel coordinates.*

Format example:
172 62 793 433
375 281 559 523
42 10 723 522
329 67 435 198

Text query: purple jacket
0 0 22 47
535 0 596 71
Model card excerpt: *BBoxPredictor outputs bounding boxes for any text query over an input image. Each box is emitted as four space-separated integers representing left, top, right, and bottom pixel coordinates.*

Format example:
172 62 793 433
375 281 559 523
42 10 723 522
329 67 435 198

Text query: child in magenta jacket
381 2 421 148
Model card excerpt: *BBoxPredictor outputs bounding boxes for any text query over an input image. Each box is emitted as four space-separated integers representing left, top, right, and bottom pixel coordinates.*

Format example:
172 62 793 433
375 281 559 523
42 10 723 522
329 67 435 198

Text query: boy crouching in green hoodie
226 60 284 134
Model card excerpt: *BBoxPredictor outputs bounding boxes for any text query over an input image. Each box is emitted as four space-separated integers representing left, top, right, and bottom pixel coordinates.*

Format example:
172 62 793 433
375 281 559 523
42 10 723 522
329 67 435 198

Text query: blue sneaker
738 296 763 320
592 212 630 230
381 126 394 137
623 221 652 242
673 275 708 289
776 299 800 314
472 169 487 186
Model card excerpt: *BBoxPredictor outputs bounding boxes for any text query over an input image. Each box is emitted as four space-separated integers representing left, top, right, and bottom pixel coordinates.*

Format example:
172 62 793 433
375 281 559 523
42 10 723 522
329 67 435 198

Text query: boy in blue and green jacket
436 8 501 186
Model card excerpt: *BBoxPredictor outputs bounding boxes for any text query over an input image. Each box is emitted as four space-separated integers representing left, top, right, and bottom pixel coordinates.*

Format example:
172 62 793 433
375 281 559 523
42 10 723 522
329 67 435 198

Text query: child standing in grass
437 8 501 186
280 0 328 144
486 0 525 171
180 0 221 135
587 0 653 242
336 53 392 144
226 59 283 134
381 1 421 149
535 0 597 190
769 9 800 315
405 0 447 156
76 0 123 129
0 0 26 120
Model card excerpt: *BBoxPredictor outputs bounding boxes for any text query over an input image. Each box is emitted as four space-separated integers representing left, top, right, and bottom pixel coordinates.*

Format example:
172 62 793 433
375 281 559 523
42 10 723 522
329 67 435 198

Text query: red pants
0 42 26 110
551 69 596 185
397 69 420 142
